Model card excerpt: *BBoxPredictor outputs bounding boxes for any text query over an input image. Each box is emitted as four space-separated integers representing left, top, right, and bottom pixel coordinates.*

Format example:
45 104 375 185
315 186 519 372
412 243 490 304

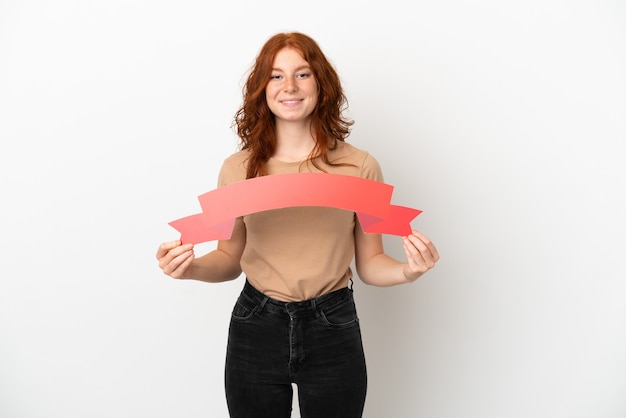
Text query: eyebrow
271 65 311 72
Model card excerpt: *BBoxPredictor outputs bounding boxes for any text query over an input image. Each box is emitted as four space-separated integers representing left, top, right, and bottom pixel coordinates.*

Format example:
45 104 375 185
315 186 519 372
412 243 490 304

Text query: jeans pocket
319 298 359 328
231 297 259 322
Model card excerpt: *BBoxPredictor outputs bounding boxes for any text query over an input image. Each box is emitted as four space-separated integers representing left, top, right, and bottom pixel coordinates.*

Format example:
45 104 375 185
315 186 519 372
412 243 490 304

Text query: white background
1 1 625 417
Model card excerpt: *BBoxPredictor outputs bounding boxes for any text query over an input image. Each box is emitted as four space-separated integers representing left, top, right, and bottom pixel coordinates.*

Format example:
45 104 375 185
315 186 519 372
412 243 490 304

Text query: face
265 47 319 124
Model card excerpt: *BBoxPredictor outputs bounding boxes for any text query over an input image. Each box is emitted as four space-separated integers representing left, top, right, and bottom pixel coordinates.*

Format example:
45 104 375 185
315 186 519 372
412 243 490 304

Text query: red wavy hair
233 32 354 179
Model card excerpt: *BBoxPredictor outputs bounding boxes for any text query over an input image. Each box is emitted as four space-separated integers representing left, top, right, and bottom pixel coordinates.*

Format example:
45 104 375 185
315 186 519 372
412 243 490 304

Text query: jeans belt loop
258 296 269 313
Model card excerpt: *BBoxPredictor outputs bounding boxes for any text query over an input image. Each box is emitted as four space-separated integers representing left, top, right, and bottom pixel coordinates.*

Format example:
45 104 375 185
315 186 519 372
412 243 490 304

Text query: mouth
280 99 303 105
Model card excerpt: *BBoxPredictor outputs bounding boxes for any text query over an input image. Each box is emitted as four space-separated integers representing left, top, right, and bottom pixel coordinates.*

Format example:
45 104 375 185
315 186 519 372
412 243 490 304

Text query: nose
284 77 298 92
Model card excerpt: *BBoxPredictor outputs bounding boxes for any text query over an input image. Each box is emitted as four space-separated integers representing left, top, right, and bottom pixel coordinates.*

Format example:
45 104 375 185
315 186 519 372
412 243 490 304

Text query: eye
296 72 311 79
270 74 283 80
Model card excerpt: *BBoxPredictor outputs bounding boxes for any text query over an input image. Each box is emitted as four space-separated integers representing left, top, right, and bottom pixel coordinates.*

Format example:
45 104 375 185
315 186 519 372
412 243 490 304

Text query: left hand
401 230 440 281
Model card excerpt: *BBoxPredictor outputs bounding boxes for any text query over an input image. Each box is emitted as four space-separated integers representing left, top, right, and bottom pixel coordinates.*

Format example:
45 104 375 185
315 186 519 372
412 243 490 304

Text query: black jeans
225 279 367 418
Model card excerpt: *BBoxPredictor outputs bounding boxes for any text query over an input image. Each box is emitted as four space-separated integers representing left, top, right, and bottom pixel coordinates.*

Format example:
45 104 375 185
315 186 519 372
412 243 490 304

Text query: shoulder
331 141 384 182
218 149 251 186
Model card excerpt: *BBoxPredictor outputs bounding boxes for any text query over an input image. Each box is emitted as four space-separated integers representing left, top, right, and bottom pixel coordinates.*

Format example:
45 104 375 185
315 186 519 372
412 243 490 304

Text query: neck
273 120 316 163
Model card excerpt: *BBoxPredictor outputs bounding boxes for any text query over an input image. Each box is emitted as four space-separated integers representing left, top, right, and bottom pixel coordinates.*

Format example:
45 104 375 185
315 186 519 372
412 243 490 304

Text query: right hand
156 240 195 279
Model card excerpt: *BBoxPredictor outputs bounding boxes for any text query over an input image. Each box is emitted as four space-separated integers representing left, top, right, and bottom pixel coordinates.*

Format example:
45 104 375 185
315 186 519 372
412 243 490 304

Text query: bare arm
354 219 439 287
156 217 246 282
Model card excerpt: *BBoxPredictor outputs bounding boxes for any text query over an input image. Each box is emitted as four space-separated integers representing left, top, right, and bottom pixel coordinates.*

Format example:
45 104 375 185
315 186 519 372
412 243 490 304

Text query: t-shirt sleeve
360 152 384 182
217 152 248 187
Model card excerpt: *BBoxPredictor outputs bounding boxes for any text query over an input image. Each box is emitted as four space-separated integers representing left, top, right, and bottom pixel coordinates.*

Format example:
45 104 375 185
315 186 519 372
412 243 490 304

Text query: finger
408 231 440 262
167 250 195 278
404 233 437 269
161 247 194 275
403 238 425 267
414 231 440 262
156 240 194 261
156 240 181 259
416 231 439 253
157 243 193 272
404 233 429 255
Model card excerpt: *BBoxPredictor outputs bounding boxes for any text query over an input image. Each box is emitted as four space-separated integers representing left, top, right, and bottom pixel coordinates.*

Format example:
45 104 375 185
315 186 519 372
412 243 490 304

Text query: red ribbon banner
168 173 422 244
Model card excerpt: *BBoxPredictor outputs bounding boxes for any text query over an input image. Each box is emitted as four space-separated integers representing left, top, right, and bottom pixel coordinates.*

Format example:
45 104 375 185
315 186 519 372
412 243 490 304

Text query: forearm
182 249 242 283
356 253 417 287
